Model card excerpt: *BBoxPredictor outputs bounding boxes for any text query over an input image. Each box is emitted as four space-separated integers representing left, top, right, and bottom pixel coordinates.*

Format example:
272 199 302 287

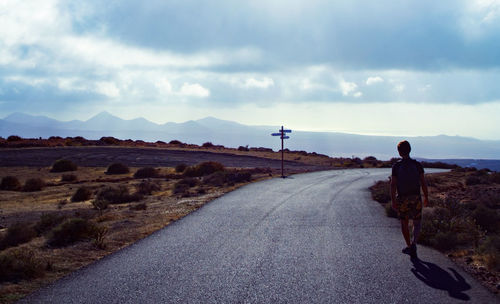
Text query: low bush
202 171 252 187
50 159 77 172
384 203 398 218
7 135 22 142
134 167 159 178
369 180 391 205
175 163 188 173
202 171 226 187
71 186 93 202
0 223 37 250
202 142 214 148
92 198 109 211
0 249 45 283
99 136 120 145
46 218 98 247
0 176 21 191
22 178 45 192
490 172 500 184
431 231 462 251
61 173 77 182
472 204 500 232
238 145 249 151
34 213 66 235
135 180 161 195
465 175 488 186
183 161 225 177
106 163 130 175
173 177 199 194
478 236 500 270
169 140 183 145
96 186 143 204
130 202 147 211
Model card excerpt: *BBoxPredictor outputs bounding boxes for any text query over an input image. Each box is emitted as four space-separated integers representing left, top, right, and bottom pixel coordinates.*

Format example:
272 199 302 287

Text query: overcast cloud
1 0 500 139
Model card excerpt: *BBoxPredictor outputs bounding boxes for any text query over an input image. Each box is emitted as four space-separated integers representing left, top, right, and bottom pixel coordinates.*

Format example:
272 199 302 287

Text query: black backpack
397 159 420 196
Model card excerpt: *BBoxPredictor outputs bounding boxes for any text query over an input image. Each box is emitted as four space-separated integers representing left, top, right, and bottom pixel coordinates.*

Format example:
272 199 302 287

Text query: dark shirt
392 158 424 197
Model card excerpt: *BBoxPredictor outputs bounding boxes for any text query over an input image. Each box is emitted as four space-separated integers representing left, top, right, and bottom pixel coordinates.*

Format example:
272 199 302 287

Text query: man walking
391 140 429 258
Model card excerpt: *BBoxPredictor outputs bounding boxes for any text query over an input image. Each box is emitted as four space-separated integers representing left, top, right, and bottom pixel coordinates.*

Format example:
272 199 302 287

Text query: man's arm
391 176 398 210
420 173 429 207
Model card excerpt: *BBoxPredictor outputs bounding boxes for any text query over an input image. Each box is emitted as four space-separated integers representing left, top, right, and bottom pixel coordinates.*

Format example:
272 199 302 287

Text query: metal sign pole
281 126 284 178
271 126 292 179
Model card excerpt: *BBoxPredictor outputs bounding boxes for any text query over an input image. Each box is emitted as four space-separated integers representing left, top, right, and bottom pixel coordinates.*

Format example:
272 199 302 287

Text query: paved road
20 169 498 304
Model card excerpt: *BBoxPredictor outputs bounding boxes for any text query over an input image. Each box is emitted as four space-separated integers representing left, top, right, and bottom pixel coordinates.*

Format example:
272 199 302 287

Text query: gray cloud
1 0 500 117
79 0 500 70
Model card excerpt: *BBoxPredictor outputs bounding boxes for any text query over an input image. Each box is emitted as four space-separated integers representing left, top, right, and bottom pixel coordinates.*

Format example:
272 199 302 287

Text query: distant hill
1 112 500 162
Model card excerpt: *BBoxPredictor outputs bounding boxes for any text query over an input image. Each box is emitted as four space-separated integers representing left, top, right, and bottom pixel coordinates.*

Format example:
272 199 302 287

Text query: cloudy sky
1 0 500 139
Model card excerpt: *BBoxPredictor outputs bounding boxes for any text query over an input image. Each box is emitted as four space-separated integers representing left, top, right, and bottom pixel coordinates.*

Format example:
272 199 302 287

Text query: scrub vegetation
370 167 500 294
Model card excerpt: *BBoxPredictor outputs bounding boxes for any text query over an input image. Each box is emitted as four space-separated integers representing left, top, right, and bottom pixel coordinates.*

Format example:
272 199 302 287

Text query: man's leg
412 219 422 245
400 219 411 247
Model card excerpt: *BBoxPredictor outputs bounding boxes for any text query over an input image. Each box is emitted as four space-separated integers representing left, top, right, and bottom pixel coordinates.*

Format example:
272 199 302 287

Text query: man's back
392 158 423 197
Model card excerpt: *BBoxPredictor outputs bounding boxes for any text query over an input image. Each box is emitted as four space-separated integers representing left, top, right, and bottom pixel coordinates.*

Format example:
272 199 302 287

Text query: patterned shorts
397 195 422 220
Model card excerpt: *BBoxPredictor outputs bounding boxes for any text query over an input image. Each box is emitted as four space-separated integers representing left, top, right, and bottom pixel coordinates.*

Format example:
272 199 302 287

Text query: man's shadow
410 257 471 301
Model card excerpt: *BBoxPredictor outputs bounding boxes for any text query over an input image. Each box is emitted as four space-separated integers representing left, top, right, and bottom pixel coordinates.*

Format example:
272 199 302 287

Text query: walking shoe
402 246 412 255
410 243 417 258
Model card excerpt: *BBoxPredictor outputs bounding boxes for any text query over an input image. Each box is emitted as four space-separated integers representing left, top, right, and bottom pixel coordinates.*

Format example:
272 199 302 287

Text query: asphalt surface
20 169 498 304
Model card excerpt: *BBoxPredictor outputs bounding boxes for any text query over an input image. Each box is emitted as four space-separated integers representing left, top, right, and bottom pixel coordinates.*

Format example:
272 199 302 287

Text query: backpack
397 159 420 196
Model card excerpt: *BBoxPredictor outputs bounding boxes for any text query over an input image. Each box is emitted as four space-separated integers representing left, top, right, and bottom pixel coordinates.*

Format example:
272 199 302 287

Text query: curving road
20 169 498 304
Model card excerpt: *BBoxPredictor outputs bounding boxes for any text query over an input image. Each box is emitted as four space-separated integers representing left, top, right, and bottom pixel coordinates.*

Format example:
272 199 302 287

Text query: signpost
271 126 292 178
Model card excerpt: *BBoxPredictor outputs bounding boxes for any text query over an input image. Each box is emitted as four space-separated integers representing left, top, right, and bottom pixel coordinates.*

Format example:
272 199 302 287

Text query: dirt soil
0 146 327 171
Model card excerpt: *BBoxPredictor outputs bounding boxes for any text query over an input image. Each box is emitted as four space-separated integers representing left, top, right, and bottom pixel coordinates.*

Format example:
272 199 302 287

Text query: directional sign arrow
271 133 282 136
281 136 290 139
283 130 292 133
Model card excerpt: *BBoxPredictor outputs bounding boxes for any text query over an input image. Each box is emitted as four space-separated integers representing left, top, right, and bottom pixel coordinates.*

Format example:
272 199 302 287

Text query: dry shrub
106 163 130 175
183 161 225 177
71 186 93 202
385 203 398 218
465 175 489 186
34 213 66 235
46 218 98 247
173 177 199 194
130 202 147 211
61 173 77 182
7 135 22 142
96 185 143 204
99 136 120 145
0 223 37 250
134 167 159 178
490 172 500 184
92 198 109 211
22 178 45 192
202 142 214 148
0 249 45 283
135 180 161 195
202 171 252 187
92 225 108 249
369 180 391 205
478 236 500 270
175 163 188 173
50 159 77 172
0 176 21 191
472 204 500 232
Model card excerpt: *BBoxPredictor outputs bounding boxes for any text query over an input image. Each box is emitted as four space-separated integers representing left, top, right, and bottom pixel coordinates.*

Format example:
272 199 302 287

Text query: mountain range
1 112 500 164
